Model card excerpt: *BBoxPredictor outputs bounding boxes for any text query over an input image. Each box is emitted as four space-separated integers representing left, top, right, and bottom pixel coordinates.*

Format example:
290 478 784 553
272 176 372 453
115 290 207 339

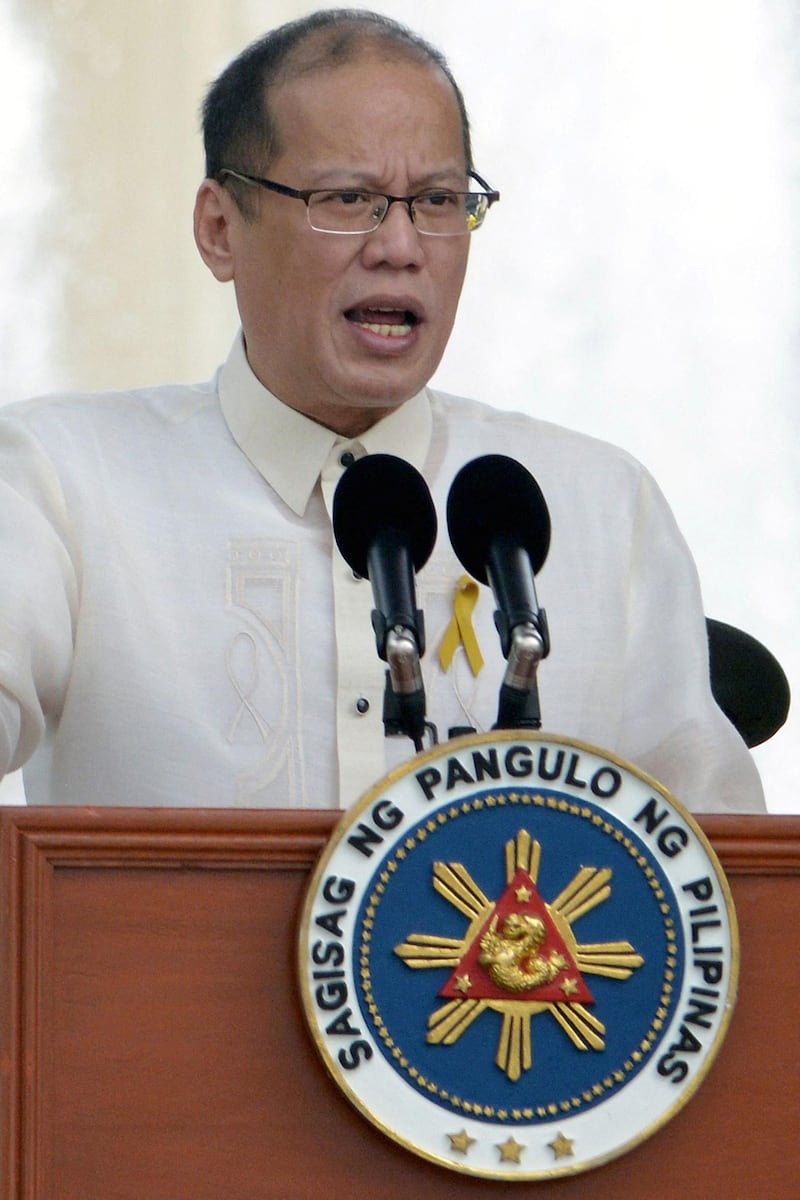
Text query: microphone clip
493 607 550 663
381 673 438 748
373 619 430 749
370 610 426 664
494 616 550 731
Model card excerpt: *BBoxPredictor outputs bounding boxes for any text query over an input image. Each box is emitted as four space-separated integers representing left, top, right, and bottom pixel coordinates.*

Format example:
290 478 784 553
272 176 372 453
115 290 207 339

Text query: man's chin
343 362 432 411
315 381 420 436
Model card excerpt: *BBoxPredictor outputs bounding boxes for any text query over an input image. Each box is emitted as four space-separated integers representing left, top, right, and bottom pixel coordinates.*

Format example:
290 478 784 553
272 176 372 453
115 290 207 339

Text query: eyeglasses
217 168 500 236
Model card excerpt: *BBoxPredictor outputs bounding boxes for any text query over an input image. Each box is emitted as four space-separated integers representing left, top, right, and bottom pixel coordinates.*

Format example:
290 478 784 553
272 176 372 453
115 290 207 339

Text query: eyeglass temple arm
469 170 500 205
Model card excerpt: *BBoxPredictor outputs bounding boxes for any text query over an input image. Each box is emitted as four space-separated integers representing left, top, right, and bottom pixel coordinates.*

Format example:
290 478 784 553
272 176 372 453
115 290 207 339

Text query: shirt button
340 450 356 468
355 696 370 715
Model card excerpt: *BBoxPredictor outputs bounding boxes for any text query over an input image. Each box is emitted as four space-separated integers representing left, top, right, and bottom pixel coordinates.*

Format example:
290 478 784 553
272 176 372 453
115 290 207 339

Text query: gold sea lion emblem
478 913 568 992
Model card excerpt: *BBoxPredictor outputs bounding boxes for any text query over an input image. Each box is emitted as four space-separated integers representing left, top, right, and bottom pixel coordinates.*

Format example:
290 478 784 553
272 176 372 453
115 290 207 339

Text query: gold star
548 1132 575 1159
497 1136 525 1163
447 1129 476 1155
560 976 579 997
453 974 473 994
515 885 532 903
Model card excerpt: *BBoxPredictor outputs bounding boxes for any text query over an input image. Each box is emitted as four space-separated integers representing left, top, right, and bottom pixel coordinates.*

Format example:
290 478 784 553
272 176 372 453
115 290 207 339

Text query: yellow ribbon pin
438 575 484 676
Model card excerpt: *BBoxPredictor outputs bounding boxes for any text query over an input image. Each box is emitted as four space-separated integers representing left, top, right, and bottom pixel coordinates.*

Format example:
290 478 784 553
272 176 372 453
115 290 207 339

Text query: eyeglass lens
306 190 488 235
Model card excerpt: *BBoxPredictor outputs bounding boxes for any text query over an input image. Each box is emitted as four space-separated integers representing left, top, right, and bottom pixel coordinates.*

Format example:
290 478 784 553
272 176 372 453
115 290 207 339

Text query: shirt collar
218 333 433 516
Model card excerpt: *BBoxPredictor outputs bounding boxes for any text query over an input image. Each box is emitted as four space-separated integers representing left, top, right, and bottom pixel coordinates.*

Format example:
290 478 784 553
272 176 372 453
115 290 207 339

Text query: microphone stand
495 617 549 730
376 622 430 751
486 533 551 731
367 532 432 752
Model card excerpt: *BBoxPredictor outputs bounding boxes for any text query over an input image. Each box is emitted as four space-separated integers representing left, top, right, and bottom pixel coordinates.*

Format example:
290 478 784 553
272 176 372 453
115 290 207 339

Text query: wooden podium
1 806 797 1199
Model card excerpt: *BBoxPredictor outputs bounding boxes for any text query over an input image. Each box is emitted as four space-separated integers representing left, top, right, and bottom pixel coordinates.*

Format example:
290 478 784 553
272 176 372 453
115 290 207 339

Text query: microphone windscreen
447 455 550 583
706 618 791 747
332 453 437 579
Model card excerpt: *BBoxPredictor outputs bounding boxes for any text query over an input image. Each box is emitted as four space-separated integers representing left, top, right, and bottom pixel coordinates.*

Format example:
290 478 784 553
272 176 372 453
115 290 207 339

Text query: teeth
357 321 412 337
349 305 415 337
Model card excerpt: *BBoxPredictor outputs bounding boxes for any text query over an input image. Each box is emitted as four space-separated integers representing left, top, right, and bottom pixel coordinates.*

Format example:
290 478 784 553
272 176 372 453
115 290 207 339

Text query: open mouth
345 306 419 337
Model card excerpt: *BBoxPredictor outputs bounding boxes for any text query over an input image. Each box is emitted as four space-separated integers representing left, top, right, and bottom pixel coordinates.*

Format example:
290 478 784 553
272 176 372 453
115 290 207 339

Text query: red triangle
439 868 594 1005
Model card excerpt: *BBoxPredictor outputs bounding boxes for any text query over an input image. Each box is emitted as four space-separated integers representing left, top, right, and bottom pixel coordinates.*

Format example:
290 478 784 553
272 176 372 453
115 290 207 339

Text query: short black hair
201 9 473 216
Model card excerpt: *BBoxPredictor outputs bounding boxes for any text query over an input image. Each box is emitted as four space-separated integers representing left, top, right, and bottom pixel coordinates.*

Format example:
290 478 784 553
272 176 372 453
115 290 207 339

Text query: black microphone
447 455 551 729
333 453 437 748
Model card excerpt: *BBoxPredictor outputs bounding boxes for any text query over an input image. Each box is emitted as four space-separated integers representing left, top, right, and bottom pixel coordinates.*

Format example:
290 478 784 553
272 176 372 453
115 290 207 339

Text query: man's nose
361 198 425 267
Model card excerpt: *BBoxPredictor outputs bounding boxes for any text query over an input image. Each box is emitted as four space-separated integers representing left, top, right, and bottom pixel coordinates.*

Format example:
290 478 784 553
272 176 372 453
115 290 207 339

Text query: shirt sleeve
619 465 765 813
0 416 79 775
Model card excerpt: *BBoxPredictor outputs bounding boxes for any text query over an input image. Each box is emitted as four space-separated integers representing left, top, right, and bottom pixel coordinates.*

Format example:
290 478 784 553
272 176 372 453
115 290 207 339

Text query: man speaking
0 10 764 812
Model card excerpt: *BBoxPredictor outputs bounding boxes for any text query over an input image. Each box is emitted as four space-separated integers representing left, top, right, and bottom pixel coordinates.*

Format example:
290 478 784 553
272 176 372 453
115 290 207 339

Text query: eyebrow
302 166 469 190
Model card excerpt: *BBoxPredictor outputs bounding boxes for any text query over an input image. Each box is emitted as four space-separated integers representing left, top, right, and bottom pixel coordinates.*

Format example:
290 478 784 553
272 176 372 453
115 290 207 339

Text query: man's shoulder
0 376 220 439
427 387 648 477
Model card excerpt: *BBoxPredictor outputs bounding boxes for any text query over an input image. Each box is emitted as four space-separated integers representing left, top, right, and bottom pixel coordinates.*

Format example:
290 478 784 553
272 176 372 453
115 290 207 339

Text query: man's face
223 55 471 435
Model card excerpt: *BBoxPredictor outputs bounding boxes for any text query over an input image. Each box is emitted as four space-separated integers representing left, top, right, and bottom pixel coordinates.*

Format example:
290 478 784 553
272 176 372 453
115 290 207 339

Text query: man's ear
193 179 238 282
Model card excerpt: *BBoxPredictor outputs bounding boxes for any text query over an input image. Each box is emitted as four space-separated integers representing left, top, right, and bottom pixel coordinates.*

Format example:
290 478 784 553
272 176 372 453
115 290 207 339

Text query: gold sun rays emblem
394 830 644 1082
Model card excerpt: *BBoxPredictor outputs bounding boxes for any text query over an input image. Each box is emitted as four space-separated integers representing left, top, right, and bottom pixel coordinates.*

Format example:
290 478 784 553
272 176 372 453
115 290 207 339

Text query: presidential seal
298 732 738 1180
